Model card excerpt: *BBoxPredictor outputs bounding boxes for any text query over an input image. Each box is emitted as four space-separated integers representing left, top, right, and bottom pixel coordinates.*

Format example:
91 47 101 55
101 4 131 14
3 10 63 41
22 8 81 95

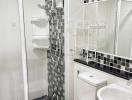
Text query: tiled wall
45 0 65 100
75 49 132 80
89 50 132 72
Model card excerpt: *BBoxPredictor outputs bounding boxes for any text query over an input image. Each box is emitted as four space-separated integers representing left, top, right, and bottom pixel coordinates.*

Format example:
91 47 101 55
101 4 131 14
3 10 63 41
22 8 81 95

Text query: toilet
77 72 107 100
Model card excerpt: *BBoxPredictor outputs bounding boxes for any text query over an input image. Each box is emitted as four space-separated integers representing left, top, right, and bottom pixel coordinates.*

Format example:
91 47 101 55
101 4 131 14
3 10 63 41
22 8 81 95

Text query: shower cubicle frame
18 0 29 100
18 0 68 99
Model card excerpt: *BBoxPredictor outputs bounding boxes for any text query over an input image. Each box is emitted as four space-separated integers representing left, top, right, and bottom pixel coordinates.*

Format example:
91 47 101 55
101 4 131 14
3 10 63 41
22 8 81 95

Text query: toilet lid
78 72 107 86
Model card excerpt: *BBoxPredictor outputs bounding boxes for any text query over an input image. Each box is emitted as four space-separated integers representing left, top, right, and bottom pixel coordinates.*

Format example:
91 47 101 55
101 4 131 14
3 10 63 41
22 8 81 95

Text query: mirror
75 0 132 59
75 0 117 54
117 0 132 58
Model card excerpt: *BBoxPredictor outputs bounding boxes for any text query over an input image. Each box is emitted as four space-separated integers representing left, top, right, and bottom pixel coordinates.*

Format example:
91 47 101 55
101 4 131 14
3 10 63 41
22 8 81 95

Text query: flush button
89 75 94 78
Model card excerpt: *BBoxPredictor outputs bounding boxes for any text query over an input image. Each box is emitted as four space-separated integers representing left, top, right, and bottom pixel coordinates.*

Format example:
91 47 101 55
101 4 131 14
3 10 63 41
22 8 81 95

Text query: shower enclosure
0 0 49 100
22 0 49 99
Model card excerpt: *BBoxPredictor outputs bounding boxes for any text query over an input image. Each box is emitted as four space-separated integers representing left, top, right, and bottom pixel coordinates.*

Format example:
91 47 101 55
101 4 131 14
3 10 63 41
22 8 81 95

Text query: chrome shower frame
18 0 29 100
114 0 122 55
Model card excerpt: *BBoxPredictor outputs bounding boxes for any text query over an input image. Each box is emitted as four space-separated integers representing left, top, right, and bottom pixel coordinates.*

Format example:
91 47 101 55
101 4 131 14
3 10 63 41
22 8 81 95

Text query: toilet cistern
76 72 107 100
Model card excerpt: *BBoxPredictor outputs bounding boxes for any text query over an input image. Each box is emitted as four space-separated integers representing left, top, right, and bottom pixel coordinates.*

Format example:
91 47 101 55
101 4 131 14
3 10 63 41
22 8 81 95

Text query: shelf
32 35 49 49
32 44 49 49
32 35 49 40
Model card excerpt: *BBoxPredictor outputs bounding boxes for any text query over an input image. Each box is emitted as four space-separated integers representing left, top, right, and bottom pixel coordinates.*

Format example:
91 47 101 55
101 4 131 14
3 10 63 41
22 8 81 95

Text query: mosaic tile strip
44 0 52 16
45 0 65 98
75 49 132 80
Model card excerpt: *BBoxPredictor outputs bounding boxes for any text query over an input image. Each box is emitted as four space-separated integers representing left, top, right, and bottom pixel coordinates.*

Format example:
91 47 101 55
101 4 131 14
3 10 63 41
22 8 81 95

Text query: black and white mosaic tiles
74 49 132 80
47 7 65 100
45 0 65 99
44 0 52 16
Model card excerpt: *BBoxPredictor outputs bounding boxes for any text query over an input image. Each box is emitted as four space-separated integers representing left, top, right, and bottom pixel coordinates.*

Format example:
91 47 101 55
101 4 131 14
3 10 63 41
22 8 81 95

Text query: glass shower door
22 0 49 99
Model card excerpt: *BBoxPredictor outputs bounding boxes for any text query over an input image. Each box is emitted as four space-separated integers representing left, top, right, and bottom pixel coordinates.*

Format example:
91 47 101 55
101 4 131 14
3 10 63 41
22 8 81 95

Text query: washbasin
97 82 132 100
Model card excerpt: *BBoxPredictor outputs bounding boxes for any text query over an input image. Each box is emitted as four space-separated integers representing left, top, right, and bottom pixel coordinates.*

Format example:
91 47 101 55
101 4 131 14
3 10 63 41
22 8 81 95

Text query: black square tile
114 60 117 64
114 56 118 60
92 52 95 54
130 68 132 72
117 57 121 61
104 57 107 61
129 73 132 78
104 61 107 64
113 68 116 73
110 67 113 72
120 70 125 75
97 59 100 63
110 63 113 66
130 60 132 63
98 56 101 59
100 53 104 57
126 59 130 63
116 69 120 73
103 65 107 70
125 72 129 77
84 0 87 3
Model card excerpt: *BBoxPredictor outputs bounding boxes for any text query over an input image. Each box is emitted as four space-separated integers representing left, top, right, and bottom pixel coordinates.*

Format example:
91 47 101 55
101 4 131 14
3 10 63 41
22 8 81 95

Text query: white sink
97 82 132 100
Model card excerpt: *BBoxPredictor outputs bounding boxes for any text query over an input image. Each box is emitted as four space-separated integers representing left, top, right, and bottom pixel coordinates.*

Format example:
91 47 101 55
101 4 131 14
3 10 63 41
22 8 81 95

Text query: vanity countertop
74 59 132 80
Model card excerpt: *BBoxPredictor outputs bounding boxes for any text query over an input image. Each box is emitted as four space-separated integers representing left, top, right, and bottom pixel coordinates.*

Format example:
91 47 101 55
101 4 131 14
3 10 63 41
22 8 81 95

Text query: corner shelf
32 35 49 49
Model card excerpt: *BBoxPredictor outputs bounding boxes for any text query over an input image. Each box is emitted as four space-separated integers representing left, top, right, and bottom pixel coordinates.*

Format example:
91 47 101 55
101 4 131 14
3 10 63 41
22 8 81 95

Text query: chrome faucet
127 78 132 86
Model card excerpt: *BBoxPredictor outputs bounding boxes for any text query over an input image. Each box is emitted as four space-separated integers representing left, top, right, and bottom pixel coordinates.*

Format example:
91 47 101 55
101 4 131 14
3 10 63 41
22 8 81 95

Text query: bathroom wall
23 0 48 99
65 0 84 99
45 0 65 99
66 0 122 100
0 0 24 100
